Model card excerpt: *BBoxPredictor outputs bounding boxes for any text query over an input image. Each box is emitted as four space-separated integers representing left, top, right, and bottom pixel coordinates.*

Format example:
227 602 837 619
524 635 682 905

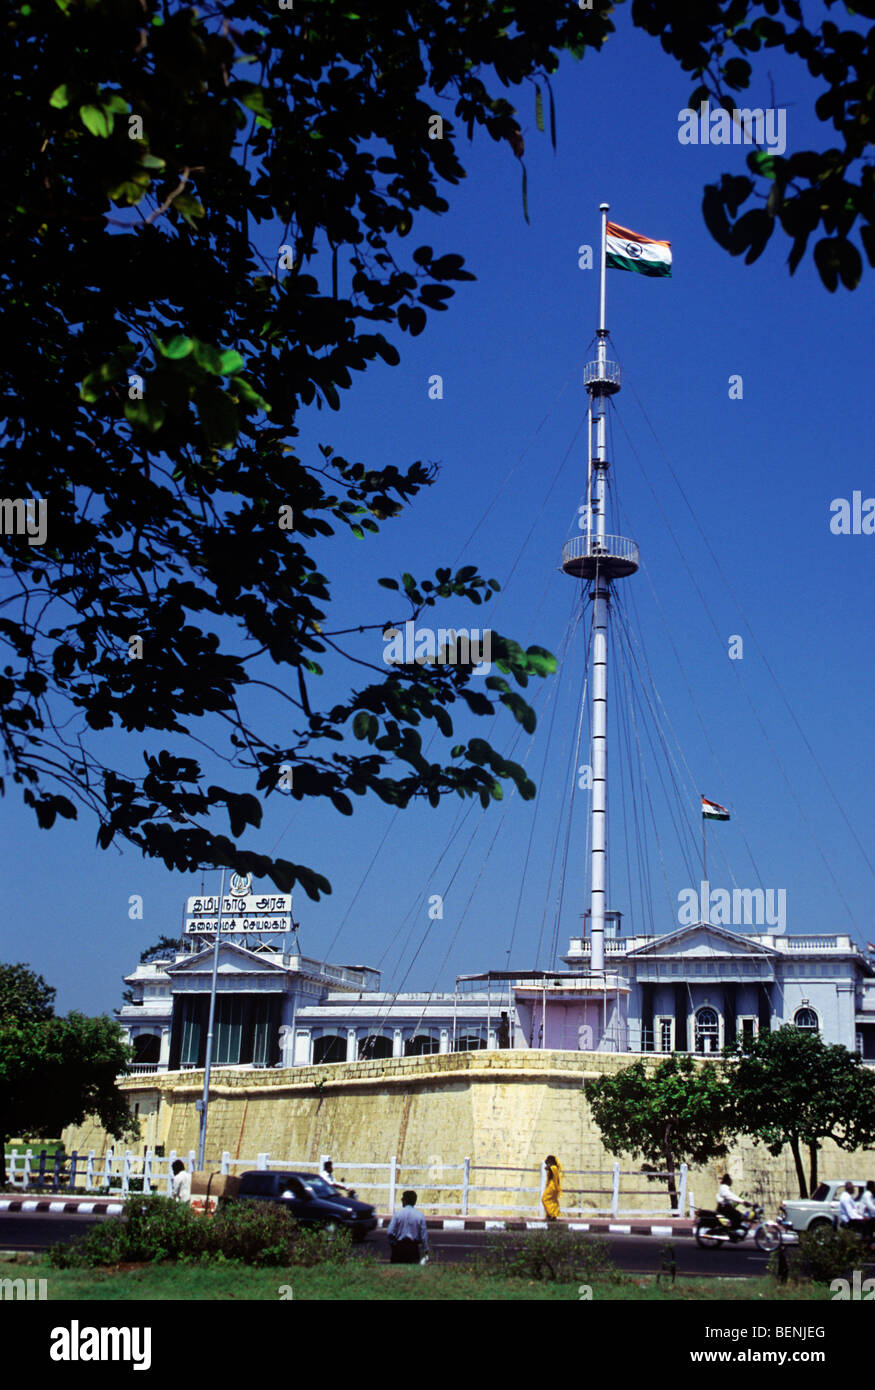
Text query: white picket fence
4 1148 691 1217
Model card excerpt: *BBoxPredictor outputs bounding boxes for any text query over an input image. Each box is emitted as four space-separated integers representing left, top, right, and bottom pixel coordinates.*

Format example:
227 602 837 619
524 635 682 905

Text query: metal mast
561 204 639 979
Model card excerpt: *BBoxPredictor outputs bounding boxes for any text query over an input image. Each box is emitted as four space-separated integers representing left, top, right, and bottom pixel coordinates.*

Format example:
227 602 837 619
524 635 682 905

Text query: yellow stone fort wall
63 1051 875 1215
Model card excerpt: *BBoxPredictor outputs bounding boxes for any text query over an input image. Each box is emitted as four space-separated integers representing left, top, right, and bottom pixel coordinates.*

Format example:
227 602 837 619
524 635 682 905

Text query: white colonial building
118 918 875 1074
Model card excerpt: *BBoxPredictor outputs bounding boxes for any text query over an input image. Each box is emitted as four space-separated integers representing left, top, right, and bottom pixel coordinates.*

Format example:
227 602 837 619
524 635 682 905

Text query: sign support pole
197 868 225 1171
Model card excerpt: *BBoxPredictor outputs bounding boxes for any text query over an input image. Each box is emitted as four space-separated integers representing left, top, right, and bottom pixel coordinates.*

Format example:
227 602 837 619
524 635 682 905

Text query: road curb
375 1216 695 1237
0 1198 124 1215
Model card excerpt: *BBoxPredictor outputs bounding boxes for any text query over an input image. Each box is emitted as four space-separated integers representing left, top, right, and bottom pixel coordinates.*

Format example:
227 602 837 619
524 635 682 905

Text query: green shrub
769 1226 862 1285
48 1195 356 1269
475 1227 623 1284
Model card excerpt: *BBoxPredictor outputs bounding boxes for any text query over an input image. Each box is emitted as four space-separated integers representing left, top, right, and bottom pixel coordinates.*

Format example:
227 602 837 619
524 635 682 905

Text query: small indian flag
701 796 730 821
606 221 672 278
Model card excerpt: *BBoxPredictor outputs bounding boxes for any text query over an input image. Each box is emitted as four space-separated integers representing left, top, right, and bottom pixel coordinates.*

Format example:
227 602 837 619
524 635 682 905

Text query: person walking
386 1189 429 1264
541 1155 562 1221
170 1159 191 1203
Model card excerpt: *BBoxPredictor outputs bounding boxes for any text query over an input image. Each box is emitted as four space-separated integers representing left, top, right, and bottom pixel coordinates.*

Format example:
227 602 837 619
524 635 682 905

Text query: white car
781 1179 871 1233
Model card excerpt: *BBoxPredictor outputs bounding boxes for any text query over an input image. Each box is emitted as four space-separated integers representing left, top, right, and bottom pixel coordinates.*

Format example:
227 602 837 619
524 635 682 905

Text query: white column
346 1029 357 1062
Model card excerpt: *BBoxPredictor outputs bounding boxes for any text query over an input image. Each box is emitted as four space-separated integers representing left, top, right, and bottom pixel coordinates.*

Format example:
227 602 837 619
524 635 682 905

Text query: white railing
562 534 639 569
583 360 621 389
3 1148 687 1217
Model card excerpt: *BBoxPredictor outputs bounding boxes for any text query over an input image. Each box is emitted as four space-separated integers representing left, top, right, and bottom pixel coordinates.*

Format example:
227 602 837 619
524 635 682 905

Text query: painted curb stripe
21 1201 39 1212
608 1223 631 1233
442 1219 465 1230
485 1221 506 1230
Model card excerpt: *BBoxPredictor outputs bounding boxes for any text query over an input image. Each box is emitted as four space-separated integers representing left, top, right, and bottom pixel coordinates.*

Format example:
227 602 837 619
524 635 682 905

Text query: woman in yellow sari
542 1154 562 1220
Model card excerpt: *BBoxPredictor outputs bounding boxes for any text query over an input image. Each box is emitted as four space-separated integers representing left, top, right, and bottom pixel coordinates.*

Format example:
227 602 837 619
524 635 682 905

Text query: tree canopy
1 0 871 897
0 963 137 1184
586 1054 735 1206
723 1025 875 1197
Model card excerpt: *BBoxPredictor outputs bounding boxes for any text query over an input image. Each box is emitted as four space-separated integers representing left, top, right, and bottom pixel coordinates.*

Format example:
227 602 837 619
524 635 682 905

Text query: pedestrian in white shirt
171 1159 191 1202
837 1181 864 1233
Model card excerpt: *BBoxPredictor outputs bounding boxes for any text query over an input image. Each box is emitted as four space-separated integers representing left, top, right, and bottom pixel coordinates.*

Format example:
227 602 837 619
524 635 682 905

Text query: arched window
313 1034 346 1064
454 1032 485 1052
794 1007 819 1034
694 1007 720 1054
132 1033 160 1064
404 1034 440 1056
358 1034 392 1060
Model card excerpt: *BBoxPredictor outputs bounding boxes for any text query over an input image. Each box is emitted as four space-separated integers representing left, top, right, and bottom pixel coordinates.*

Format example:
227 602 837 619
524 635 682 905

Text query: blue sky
5 12 873 1015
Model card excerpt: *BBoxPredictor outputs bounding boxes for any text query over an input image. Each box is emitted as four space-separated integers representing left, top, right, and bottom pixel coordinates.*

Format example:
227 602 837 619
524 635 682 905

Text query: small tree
0 964 139 1184
724 1025 875 1198
586 1055 734 1210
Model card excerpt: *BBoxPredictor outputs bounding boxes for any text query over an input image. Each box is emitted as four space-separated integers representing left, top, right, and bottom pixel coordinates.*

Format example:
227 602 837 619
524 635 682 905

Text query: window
251 997 272 1067
405 1035 439 1056
655 1017 673 1053
694 1007 720 1054
794 1006 819 1034
313 1035 346 1064
214 998 243 1065
358 1034 392 1060
180 1014 201 1067
454 1032 485 1052
739 1017 758 1049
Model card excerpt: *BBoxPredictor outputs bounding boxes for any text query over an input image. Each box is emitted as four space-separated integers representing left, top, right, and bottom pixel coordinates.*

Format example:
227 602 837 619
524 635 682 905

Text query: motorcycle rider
716 1173 745 1235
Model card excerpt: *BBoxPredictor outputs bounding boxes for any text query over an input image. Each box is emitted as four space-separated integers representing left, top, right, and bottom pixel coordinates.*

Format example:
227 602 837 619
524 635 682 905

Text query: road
0 1210 784 1278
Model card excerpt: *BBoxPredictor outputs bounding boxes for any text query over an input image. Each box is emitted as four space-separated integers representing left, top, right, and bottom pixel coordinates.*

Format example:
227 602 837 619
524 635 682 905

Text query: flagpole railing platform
583 359 621 395
562 534 639 581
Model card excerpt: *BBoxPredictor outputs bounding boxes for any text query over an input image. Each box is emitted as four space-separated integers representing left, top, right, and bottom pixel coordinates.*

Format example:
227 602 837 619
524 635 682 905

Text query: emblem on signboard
229 872 252 897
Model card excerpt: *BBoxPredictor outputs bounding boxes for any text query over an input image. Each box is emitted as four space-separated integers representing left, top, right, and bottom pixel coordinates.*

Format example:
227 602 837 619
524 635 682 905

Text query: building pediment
627 922 779 959
167 942 289 977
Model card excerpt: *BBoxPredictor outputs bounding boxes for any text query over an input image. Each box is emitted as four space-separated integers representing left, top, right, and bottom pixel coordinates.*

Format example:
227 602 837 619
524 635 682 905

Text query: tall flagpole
561 204 638 1010
589 203 611 976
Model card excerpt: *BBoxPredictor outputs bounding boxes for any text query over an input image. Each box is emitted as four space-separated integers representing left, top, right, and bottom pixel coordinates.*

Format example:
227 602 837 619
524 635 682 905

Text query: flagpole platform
583 359 622 395
562 533 639 580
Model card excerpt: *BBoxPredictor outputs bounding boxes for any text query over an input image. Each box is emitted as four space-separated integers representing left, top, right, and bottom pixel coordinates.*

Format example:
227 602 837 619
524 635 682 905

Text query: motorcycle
694 1201 782 1252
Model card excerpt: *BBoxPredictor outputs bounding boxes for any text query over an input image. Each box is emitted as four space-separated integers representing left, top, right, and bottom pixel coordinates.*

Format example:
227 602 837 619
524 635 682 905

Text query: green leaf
79 104 111 138
124 398 165 433
192 341 224 374
534 84 544 133
49 84 70 110
195 387 239 448
219 348 245 376
156 335 194 360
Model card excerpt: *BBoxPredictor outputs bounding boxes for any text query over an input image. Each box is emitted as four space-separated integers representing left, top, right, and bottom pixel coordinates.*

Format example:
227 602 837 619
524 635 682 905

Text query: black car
231 1170 377 1241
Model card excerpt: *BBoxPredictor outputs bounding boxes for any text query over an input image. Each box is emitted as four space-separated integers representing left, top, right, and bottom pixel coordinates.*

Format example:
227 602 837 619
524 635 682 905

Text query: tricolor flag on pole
701 796 730 821
606 221 672 278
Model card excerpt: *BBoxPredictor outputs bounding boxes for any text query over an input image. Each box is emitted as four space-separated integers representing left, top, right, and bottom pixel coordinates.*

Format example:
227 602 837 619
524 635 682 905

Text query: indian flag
606 222 672 278
701 795 730 821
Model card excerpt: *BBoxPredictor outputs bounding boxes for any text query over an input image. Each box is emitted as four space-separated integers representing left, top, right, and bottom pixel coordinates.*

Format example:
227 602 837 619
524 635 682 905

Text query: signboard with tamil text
184 876 293 935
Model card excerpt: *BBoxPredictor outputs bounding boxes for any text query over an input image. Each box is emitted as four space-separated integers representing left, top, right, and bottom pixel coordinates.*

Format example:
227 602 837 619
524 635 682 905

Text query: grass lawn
31 1261 835 1301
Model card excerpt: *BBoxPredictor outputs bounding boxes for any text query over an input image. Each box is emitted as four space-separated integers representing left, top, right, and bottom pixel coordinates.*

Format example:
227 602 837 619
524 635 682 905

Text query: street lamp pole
196 867 226 1171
